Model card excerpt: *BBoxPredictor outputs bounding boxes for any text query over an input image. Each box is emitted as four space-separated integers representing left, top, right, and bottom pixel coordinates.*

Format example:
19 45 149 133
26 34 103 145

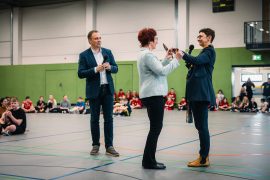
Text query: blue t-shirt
76 101 85 108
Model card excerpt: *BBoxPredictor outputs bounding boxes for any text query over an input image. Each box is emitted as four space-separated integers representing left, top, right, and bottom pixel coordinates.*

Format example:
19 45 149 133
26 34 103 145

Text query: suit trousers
89 84 114 148
190 101 210 158
141 96 165 166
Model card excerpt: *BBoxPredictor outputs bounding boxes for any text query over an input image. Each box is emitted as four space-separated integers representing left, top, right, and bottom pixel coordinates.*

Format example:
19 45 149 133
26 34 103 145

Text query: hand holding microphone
103 62 111 70
102 54 111 70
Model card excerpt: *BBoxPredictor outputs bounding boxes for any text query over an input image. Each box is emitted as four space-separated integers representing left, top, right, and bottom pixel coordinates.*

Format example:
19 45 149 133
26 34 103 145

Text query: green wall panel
45 69 77 103
167 63 188 99
114 64 133 92
23 65 45 102
0 47 270 103
4 66 26 98
213 48 233 99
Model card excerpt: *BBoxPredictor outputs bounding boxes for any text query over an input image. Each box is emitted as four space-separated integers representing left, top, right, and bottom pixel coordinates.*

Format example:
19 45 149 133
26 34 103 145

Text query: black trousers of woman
190 101 210 159
141 96 165 167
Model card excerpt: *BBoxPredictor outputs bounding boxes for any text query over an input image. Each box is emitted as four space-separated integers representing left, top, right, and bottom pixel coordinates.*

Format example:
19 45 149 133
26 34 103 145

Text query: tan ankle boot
187 156 210 167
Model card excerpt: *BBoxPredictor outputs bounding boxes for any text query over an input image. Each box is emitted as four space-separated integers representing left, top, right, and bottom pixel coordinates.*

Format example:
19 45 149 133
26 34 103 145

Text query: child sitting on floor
130 96 142 109
1 97 27 136
165 97 174 110
178 97 187 110
113 98 131 116
218 97 231 111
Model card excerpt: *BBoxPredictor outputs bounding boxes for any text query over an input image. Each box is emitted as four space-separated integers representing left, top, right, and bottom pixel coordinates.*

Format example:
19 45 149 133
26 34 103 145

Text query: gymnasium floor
0 110 269 180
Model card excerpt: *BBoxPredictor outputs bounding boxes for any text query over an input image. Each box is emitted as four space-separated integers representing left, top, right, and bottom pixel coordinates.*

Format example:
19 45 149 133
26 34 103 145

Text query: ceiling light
266 31 269 34
249 23 254 27
260 28 264 31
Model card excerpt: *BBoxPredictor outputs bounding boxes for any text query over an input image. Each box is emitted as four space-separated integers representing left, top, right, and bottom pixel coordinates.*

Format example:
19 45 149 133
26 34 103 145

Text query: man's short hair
199 28 215 42
87 30 99 40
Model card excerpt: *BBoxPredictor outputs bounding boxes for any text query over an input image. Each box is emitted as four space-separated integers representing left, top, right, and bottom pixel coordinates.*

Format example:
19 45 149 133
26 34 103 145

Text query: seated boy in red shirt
178 97 187 110
130 97 142 109
165 97 174 110
167 88 176 102
22 96 35 113
218 97 231 111
118 89 126 101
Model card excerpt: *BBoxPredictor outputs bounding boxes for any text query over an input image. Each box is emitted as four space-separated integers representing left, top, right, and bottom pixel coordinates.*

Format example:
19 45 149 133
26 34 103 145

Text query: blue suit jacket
183 45 216 105
78 48 118 99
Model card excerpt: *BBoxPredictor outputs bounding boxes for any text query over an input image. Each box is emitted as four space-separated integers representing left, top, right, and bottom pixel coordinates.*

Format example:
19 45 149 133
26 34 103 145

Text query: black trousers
89 84 114 148
190 101 210 158
141 96 165 166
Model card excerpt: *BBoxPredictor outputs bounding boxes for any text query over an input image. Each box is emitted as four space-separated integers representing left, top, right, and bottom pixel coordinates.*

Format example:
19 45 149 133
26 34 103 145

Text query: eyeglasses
154 37 158 41
197 35 204 39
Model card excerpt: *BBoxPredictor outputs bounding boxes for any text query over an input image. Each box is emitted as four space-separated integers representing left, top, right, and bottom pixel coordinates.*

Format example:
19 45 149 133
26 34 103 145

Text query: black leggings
141 96 165 166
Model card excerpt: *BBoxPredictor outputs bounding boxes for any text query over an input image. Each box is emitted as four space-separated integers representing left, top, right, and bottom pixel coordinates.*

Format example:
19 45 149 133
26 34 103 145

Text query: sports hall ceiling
0 0 82 9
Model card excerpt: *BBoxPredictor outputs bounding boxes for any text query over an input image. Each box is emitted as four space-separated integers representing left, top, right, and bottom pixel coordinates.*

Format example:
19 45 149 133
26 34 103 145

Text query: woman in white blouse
137 28 182 170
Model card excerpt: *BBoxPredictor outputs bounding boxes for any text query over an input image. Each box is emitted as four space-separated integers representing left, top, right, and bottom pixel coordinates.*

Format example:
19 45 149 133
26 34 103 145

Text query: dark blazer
78 48 118 99
183 45 216 105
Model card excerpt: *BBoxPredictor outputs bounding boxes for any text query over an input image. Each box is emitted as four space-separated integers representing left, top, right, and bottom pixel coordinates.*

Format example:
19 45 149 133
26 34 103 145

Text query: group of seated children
231 96 269 113
113 98 132 116
113 89 142 116
165 88 188 111
217 88 269 113
171 88 269 113
115 88 188 113
0 97 26 136
48 95 88 114
18 95 88 114
2 87 269 120
116 89 142 109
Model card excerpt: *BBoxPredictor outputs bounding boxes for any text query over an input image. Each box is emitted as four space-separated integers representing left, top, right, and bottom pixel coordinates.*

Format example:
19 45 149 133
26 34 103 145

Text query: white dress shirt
91 48 108 85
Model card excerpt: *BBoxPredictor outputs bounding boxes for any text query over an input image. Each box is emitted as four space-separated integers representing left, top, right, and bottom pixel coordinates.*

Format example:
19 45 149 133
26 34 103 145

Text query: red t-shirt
118 92 126 99
167 92 176 102
219 100 229 107
165 100 174 110
22 100 32 110
130 99 142 107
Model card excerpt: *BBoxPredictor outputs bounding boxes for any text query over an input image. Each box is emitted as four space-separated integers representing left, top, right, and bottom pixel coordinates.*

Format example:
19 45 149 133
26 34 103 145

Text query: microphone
188 44 194 55
185 44 194 69
103 54 108 64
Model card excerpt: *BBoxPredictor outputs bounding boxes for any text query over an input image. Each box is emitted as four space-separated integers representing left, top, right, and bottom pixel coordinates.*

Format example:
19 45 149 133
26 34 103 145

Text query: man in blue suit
78 30 119 157
181 28 216 167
